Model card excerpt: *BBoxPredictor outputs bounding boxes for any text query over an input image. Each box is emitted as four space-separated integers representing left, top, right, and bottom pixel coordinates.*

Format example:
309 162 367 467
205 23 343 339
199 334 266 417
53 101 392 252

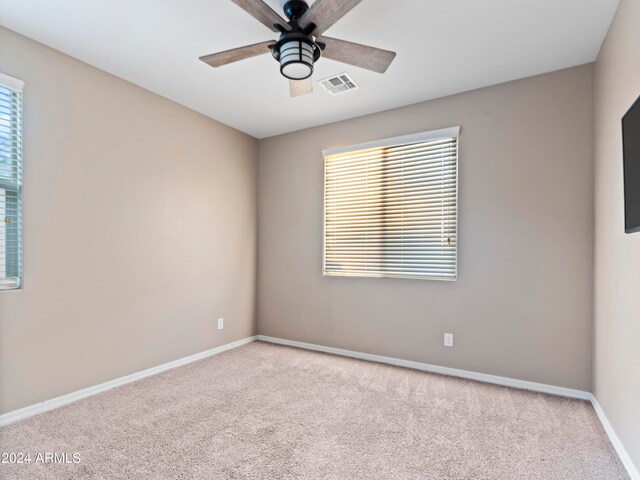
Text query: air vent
319 72 359 96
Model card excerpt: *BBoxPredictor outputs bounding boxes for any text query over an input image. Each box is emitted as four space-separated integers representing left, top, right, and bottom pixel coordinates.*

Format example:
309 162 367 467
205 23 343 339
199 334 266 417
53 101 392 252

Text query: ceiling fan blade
230 0 289 32
318 36 396 74
299 0 362 36
199 41 274 67
290 78 313 97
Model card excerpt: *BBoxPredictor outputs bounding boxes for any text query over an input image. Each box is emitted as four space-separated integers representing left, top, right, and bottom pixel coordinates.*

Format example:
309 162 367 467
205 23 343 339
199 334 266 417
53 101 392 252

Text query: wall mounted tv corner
622 94 640 234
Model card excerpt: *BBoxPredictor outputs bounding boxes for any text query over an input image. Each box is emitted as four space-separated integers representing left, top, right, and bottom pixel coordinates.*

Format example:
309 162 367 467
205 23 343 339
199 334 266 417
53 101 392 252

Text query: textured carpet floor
0 341 629 479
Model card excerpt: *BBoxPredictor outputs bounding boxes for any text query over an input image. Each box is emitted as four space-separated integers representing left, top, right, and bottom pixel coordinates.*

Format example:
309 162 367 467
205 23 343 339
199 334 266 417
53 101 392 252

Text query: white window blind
0 73 23 290
323 127 458 281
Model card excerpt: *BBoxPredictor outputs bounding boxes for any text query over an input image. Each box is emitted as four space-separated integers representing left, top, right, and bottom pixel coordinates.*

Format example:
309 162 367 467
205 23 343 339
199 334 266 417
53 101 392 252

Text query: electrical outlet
444 333 454 347
218 318 224 330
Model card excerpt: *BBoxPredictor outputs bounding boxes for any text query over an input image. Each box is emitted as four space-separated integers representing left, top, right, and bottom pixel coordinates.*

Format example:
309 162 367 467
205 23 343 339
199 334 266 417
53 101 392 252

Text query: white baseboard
0 336 257 427
591 395 640 480
257 335 591 399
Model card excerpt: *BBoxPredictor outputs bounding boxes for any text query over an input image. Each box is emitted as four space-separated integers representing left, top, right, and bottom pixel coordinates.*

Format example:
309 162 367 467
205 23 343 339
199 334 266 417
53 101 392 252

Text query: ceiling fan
199 0 397 97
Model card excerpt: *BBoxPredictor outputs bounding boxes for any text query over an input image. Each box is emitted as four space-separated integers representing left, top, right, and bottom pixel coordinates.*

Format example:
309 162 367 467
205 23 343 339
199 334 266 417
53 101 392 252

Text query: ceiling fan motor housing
283 0 309 21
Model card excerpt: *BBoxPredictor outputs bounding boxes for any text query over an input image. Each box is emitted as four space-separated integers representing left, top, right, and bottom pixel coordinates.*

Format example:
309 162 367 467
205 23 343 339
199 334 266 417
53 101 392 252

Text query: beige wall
258 65 595 391
594 0 640 470
0 27 258 414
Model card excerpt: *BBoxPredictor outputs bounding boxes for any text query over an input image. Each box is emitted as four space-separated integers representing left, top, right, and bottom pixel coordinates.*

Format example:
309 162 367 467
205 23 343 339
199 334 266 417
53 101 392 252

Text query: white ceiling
0 0 619 138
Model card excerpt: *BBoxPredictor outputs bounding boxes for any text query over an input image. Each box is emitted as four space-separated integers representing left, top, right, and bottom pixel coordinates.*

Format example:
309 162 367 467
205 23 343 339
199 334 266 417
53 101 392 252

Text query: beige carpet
0 341 629 479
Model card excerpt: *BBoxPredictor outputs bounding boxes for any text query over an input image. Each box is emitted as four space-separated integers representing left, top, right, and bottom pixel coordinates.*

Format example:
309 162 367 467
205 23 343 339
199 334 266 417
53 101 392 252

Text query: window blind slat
326 208 457 219
326 139 455 163
326 174 457 192
326 159 456 178
325 155 456 175
324 133 457 280
324 184 456 198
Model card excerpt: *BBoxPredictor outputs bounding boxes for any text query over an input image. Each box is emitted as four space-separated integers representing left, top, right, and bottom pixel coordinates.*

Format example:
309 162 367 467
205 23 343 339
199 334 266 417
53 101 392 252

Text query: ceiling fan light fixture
279 40 315 80
272 32 321 81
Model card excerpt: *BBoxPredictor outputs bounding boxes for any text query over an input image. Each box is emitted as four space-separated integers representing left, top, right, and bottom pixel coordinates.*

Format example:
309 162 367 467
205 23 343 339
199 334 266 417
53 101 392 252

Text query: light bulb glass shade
279 40 314 80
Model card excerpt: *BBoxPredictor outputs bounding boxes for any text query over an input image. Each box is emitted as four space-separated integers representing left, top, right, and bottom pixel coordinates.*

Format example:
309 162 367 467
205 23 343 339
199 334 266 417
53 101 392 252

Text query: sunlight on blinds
323 130 458 280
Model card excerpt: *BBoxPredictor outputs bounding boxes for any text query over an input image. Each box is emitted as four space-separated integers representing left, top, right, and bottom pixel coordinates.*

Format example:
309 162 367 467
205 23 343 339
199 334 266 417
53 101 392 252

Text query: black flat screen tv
623 94 640 234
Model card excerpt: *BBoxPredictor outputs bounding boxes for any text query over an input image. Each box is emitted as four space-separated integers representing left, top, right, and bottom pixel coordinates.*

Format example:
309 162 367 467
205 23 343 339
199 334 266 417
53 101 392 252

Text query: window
0 73 23 290
323 127 458 281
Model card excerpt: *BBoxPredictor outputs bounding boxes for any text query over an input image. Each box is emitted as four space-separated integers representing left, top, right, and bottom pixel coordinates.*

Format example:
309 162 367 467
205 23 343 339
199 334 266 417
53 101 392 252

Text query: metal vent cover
319 72 359 96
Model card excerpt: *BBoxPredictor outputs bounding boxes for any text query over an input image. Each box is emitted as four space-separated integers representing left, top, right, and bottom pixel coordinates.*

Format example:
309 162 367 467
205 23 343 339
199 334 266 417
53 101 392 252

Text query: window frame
322 127 459 281
0 72 24 291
